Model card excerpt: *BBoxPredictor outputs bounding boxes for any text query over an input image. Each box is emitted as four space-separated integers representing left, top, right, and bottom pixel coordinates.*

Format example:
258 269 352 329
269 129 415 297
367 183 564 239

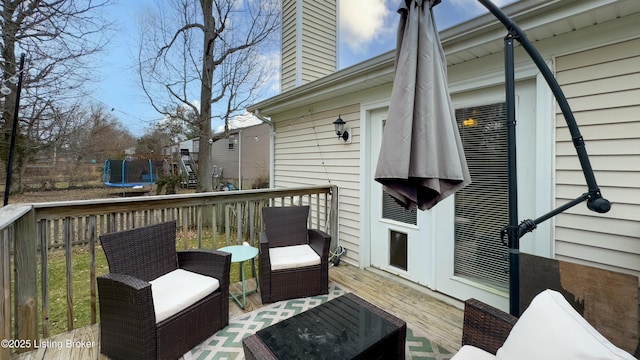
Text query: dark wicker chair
461 298 518 355
259 205 331 303
97 220 231 360
460 254 640 358
462 299 640 359
461 298 640 358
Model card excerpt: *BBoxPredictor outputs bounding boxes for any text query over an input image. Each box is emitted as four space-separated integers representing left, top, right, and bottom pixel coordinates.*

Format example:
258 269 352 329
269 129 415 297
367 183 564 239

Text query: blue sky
94 0 513 138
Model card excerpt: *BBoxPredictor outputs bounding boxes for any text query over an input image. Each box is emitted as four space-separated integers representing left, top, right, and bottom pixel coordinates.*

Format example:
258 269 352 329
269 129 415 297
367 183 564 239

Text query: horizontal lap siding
274 104 362 265
281 0 297 90
555 38 640 280
281 0 336 91
302 1 336 83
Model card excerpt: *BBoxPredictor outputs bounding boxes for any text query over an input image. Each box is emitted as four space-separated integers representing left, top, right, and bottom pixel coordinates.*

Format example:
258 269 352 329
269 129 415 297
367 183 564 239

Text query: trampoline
103 159 169 188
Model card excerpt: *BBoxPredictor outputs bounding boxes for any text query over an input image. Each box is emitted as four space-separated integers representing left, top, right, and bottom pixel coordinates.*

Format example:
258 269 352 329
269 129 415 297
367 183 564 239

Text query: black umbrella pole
476 0 611 317
504 33 520 317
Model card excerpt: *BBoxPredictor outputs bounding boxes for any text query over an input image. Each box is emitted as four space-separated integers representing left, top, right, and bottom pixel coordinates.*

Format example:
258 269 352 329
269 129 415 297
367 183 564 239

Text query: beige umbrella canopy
375 0 471 210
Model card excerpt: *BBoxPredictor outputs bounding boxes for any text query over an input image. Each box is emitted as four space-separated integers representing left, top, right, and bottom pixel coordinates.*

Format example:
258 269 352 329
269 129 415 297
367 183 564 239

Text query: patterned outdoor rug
186 283 452 360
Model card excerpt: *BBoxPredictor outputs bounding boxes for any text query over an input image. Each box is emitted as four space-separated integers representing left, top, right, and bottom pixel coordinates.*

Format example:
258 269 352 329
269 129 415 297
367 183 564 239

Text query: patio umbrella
375 0 470 211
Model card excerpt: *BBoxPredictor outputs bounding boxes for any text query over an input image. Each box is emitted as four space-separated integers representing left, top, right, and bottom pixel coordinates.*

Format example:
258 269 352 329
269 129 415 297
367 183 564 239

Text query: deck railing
0 185 338 359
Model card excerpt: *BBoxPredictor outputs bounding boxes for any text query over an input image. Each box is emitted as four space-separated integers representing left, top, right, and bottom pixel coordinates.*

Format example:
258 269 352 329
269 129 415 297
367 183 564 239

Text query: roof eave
249 0 628 117
247 51 395 116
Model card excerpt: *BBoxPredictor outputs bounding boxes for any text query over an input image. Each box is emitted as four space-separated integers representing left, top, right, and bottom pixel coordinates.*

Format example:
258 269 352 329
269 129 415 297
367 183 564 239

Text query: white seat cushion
496 289 636 360
149 269 220 323
452 345 497 360
269 244 321 271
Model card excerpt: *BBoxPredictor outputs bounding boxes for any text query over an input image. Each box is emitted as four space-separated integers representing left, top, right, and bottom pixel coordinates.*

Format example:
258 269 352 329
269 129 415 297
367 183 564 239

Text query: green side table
219 244 259 309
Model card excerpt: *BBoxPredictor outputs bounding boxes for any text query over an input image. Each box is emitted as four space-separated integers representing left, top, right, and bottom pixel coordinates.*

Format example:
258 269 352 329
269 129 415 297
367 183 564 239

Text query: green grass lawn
44 229 256 336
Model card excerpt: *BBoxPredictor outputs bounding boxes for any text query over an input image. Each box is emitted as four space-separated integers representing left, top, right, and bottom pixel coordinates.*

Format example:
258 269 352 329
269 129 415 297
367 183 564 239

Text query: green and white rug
186 283 452 360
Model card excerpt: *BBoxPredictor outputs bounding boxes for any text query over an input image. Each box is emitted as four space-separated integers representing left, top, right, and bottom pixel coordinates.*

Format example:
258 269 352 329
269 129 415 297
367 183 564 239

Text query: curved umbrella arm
467 0 613 317
476 0 611 214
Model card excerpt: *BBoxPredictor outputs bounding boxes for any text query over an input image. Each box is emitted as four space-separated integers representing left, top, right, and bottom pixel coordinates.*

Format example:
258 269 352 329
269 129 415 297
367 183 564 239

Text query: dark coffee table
242 293 406 360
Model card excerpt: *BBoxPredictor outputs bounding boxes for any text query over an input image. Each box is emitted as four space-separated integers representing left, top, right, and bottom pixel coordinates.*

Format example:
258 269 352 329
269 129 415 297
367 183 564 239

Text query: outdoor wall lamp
333 115 350 142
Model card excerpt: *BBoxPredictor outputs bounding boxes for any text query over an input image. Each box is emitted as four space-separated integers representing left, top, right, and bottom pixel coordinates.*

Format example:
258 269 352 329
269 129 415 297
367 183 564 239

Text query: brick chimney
281 0 337 91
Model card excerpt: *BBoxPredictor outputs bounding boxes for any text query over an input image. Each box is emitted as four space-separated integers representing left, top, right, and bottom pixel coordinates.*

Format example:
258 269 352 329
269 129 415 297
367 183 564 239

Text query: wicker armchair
460 297 640 359
97 220 231 360
461 298 518 355
459 252 640 359
259 205 330 303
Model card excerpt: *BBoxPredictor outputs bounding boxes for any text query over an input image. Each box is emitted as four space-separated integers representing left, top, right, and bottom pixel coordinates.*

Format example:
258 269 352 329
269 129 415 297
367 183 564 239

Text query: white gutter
252 110 275 188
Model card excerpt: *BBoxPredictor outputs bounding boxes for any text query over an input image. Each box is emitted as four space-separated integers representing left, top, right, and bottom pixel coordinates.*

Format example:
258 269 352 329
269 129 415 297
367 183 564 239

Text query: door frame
359 99 436 288
367 107 434 287
359 98 391 270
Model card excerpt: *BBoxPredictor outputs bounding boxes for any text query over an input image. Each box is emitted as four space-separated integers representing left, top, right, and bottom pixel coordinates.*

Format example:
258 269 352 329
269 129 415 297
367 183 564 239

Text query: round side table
219 244 259 309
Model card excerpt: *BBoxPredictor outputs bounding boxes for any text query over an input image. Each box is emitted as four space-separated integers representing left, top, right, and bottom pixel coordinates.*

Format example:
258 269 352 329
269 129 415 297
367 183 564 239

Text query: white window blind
383 192 417 225
454 102 509 290
381 118 418 226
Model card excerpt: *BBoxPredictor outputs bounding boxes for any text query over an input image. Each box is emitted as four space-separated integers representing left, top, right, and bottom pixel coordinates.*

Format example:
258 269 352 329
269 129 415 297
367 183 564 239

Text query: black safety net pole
3 54 26 207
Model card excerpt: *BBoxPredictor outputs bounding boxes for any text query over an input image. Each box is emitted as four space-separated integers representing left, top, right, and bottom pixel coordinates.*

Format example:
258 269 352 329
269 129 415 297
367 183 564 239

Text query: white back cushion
269 244 320 271
496 289 635 360
150 269 220 323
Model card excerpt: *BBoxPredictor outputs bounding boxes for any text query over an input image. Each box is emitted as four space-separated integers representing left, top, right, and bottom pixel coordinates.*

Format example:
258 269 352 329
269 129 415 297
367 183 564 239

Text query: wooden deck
10 263 464 360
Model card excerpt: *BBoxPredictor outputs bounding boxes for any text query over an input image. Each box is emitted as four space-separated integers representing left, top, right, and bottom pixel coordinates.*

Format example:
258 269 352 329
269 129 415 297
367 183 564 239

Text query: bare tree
137 126 173 157
137 0 279 192
58 105 136 186
0 0 113 193
62 105 136 162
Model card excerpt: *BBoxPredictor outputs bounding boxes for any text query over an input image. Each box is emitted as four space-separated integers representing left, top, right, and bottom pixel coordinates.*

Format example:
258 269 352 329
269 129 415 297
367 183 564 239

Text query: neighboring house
165 138 200 160
165 138 200 173
164 138 200 188
163 124 270 190
248 0 640 311
210 123 270 190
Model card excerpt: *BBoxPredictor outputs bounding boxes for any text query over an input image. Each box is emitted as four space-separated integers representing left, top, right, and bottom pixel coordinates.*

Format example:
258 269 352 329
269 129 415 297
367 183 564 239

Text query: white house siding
554 37 640 282
273 103 362 265
281 0 297 91
301 1 337 83
280 0 336 91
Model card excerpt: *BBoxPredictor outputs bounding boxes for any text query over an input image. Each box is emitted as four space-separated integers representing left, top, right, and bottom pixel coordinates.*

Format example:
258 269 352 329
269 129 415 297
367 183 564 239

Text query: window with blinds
382 192 417 225
454 102 509 290
380 117 418 226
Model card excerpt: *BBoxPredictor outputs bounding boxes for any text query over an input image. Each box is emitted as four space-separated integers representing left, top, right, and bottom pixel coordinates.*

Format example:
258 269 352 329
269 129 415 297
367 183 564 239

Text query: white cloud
340 0 394 53
254 51 281 94
214 111 263 134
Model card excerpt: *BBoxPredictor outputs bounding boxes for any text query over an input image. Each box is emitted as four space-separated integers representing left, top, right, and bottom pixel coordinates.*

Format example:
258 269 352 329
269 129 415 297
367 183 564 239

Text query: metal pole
476 0 611 317
238 129 242 190
504 32 520 316
3 54 26 206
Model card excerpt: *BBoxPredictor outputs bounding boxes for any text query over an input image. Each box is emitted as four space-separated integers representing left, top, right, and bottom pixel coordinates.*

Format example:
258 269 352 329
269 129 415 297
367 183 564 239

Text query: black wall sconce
333 115 350 142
